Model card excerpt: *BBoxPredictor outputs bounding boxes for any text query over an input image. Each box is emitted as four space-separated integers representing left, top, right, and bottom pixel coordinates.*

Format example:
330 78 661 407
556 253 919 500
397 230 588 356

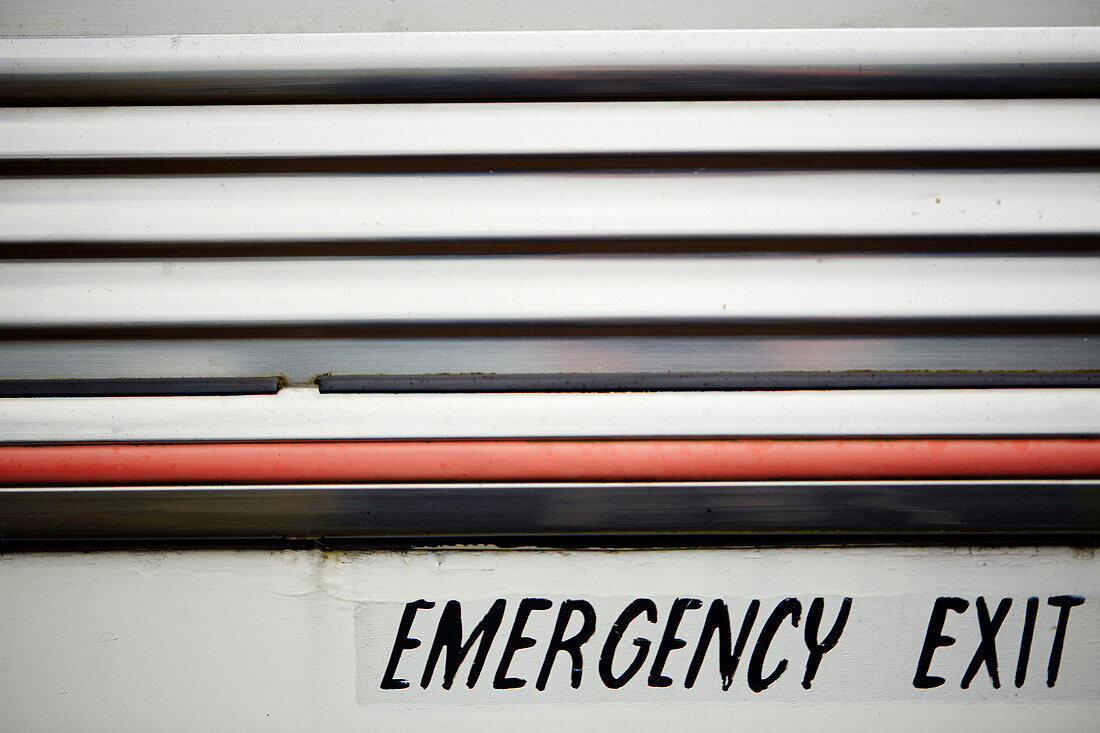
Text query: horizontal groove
0 377 280 397
2 236 1099 260
3 387 1098 442
5 321 1100 341
4 172 1098 243
1 481 1096 540
3 101 1098 161
317 370 1100 393
8 151 1100 176
1 336 1096 385
3 29 1099 104
3 439 1099 486
2 257 1097 329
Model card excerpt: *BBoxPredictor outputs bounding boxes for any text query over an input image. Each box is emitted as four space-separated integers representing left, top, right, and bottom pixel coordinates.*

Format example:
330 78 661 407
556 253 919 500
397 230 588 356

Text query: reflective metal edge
4 100 1099 159
3 29 1099 104
3 388 1099 442
0 336 1097 385
1 481 1096 540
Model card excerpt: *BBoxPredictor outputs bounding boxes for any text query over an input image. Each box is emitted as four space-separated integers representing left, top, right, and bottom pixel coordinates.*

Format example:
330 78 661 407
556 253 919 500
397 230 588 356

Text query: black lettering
912 597 969 689
961 597 1011 689
1047 595 1085 687
381 600 435 690
536 600 597 691
599 598 658 689
493 598 553 689
802 597 853 690
421 599 506 690
648 598 703 687
747 598 801 693
684 599 760 690
1014 596 1039 688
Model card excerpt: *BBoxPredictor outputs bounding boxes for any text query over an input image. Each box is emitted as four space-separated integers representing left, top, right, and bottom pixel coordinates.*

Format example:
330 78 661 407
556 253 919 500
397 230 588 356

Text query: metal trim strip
1 480 1096 540
317 371 1100 393
3 439 1099 485
0 336 1096 385
0 377 280 397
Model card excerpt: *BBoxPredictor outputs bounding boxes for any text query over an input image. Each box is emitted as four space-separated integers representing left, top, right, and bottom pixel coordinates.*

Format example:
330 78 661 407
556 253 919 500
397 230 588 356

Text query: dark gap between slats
2 319 1100 341
1 235 1098 259
5 151 1100 176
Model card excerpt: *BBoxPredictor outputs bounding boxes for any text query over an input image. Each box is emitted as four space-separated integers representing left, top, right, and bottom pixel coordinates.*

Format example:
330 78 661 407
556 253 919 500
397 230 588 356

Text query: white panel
2 387 1098 441
4 100 1099 158
0 548 1096 730
0 257 1096 327
5 28 1098 74
3 0 1099 35
3 174 1099 244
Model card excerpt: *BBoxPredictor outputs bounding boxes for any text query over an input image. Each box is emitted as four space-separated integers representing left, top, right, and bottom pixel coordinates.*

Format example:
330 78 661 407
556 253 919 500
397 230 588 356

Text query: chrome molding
3 29 1099 103
1 480 1097 541
0 337 1096 385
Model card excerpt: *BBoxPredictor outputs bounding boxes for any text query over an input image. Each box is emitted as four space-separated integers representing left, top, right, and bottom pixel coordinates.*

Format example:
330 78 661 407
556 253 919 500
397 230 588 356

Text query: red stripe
1 439 1099 485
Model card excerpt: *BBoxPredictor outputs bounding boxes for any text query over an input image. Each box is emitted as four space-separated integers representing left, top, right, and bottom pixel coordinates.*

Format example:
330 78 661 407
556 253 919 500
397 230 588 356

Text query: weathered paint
0 547 1096 730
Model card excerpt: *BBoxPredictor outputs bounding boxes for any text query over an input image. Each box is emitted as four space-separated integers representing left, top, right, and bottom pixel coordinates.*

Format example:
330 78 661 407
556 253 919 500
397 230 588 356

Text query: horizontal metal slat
2 387 1098 442
1 257 1097 329
4 100 1099 159
5 173 1097 244
3 28 1099 104
0 336 1097 384
2 481 1096 540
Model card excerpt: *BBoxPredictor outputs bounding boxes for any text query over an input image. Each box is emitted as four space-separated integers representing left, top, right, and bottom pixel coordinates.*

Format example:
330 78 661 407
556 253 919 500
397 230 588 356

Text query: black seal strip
0 377 280 397
318 371 1100 393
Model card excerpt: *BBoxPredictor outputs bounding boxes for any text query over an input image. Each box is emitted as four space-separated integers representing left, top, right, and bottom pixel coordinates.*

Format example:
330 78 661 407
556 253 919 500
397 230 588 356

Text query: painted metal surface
3 387 1099 442
2 256 1099 328
1 5 1098 729
5 0 1099 35
5 100 1100 159
4 439 1100 486
4 174 1099 244
0 548 1096 729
